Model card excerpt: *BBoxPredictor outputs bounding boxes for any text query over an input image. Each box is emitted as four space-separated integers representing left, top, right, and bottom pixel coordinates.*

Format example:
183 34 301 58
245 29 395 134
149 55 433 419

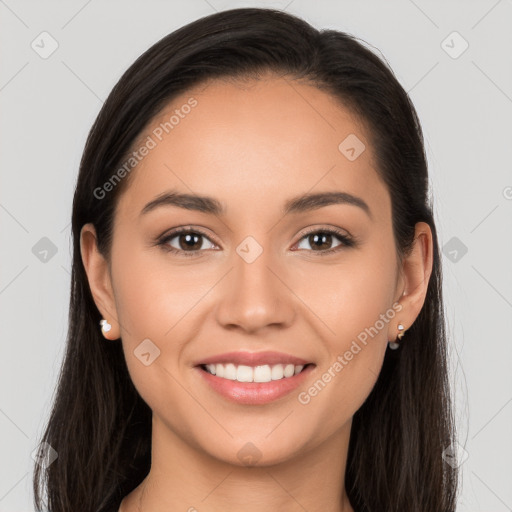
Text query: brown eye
305 232 335 251
159 228 216 257
295 228 354 255
175 232 204 251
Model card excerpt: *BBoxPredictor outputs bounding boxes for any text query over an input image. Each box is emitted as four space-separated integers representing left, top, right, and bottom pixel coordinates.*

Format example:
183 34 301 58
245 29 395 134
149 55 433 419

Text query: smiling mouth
199 362 314 383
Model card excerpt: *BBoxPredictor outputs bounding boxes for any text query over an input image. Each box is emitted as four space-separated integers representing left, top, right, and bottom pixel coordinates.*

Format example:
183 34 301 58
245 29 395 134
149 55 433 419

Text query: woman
33 7 459 512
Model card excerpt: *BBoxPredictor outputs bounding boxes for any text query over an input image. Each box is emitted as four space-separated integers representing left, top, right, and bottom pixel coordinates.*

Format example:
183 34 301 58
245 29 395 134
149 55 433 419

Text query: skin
80 74 433 512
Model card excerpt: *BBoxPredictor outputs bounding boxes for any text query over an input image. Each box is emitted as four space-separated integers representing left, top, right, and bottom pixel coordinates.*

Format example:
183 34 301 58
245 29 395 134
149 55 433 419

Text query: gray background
1 0 511 510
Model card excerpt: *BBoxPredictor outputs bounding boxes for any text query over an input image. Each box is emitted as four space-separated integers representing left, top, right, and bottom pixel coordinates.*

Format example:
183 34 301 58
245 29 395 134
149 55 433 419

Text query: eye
293 227 355 255
158 228 217 257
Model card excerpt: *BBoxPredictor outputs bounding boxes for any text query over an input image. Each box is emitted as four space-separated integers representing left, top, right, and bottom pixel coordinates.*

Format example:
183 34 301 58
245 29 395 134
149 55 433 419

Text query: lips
194 350 312 367
195 362 315 405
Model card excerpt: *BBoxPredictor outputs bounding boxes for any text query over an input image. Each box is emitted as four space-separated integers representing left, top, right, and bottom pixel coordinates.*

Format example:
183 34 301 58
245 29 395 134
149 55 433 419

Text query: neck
120 415 354 512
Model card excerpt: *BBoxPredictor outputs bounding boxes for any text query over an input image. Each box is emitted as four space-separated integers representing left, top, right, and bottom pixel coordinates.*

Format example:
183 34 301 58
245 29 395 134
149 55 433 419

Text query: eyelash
156 226 356 258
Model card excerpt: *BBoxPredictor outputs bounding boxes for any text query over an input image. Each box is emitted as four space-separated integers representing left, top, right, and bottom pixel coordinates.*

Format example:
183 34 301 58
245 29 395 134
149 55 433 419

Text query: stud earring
388 323 406 350
100 319 112 335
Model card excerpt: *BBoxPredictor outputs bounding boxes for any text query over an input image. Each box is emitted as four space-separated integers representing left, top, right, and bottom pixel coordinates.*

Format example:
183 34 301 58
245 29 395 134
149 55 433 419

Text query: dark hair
33 7 458 512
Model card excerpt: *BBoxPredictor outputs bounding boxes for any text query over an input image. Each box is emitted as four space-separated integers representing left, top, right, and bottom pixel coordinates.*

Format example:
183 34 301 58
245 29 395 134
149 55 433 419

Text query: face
84 75 408 467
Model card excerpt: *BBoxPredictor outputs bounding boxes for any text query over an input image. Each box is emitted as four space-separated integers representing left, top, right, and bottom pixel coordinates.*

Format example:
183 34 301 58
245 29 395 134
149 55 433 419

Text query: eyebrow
140 190 372 220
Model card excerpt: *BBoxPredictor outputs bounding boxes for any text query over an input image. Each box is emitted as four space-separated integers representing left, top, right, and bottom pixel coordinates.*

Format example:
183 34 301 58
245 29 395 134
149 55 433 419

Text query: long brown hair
33 7 459 511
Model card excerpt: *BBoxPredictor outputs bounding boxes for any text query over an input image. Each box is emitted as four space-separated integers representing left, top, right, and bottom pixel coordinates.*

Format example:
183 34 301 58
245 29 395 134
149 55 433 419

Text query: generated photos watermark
297 301 403 405
93 97 198 200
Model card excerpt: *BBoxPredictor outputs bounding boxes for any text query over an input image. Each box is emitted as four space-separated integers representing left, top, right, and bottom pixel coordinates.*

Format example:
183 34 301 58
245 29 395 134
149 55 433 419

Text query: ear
80 223 120 340
392 221 434 340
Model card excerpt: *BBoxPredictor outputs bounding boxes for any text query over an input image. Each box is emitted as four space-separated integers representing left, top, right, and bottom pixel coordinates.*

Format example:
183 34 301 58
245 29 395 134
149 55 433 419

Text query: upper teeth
204 363 305 383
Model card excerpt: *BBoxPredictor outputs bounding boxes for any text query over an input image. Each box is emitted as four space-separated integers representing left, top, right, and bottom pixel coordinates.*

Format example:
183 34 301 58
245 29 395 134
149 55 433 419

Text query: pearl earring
100 319 112 335
388 323 406 350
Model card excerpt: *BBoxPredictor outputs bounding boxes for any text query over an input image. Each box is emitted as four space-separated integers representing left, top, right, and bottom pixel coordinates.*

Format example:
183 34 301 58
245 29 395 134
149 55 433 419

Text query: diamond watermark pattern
442 441 469 468
31 31 59 59
32 237 58 263
236 236 263 264
237 442 262 466
442 236 468 263
31 441 58 468
441 31 469 59
338 134 366 161
134 338 161 366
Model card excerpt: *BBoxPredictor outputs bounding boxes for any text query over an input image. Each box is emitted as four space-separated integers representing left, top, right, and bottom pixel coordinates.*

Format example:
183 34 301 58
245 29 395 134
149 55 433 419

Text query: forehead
115 75 389 224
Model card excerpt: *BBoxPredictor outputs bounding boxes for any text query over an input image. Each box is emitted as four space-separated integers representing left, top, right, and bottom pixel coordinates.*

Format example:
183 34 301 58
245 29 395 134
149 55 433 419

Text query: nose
215 248 296 334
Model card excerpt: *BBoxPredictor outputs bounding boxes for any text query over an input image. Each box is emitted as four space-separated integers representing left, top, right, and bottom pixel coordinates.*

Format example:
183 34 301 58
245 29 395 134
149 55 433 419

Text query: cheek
109 242 213 399
293 245 397 349
109 244 198 414
110 238 204 339
294 243 397 422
